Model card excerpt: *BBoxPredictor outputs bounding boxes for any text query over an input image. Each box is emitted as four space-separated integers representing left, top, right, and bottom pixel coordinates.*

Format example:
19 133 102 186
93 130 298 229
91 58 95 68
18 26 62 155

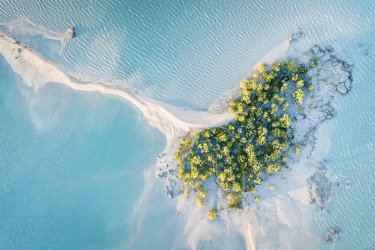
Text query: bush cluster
175 58 315 211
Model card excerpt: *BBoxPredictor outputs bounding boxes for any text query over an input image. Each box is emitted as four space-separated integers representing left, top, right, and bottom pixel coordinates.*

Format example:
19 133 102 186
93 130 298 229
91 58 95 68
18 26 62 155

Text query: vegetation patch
174 58 317 211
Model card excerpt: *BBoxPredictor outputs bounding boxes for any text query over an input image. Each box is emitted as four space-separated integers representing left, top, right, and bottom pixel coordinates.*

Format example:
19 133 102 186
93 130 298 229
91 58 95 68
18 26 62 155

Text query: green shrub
175 59 315 210
207 210 217 220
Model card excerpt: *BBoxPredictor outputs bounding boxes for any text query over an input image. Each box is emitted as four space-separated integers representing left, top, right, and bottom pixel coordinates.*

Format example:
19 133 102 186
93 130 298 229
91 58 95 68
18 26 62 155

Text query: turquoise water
0 56 165 249
303 38 375 249
0 0 373 108
0 0 375 249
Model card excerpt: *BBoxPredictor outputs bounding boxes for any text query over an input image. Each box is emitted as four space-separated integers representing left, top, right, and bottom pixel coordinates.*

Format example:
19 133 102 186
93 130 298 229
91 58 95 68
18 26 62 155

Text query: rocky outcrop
155 151 181 199
336 79 352 94
307 162 332 211
309 44 354 95
357 43 369 56
336 82 347 94
290 28 304 43
66 27 75 39
325 45 335 52
323 226 340 243
164 179 180 199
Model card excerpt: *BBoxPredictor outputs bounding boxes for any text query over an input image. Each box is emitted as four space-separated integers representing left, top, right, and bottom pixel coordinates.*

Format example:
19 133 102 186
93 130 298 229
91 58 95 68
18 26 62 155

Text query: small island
170 36 353 219
175 58 315 211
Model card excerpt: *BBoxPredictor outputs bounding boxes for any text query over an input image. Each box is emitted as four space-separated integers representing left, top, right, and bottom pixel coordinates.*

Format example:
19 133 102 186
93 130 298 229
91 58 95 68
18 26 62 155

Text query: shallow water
304 39 375 249
0 56 166 249
0 0 373 109
0 0 375 249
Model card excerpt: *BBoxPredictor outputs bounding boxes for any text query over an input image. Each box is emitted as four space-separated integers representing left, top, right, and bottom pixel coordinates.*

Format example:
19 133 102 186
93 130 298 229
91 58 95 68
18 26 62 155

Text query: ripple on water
1 0 375 248
0 0 375 109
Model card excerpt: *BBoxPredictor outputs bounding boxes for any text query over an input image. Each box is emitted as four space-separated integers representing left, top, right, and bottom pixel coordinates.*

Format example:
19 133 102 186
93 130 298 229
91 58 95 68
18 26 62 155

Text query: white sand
0 27 234 145
0 24 349 249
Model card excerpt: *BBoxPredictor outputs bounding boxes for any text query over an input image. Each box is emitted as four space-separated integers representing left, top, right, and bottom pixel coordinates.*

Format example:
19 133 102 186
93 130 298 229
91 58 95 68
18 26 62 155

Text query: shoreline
0 25 236 145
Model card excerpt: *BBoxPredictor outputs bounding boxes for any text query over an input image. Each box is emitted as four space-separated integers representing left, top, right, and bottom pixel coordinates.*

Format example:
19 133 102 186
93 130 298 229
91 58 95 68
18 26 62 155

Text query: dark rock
307 162 333 211
325 45 335 52
322 51 331 62
322 102 337 120
66 27 75 39
344 80 351 90
323 227 340 243
357 43 369 56
316 52 323 59
156 170 168 178
342 61 350 70
290 28 304 43
164 185 173 199
336 83 347 95
311 45 321 55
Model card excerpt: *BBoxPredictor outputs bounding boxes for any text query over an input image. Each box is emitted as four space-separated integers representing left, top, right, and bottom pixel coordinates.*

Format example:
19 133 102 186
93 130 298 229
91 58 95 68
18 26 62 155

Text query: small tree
292 89 304 104
254 196 260 203
256 63 266 73
196 197 204 207
207 210 217 220
296 79 304 88
294 145 301 154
